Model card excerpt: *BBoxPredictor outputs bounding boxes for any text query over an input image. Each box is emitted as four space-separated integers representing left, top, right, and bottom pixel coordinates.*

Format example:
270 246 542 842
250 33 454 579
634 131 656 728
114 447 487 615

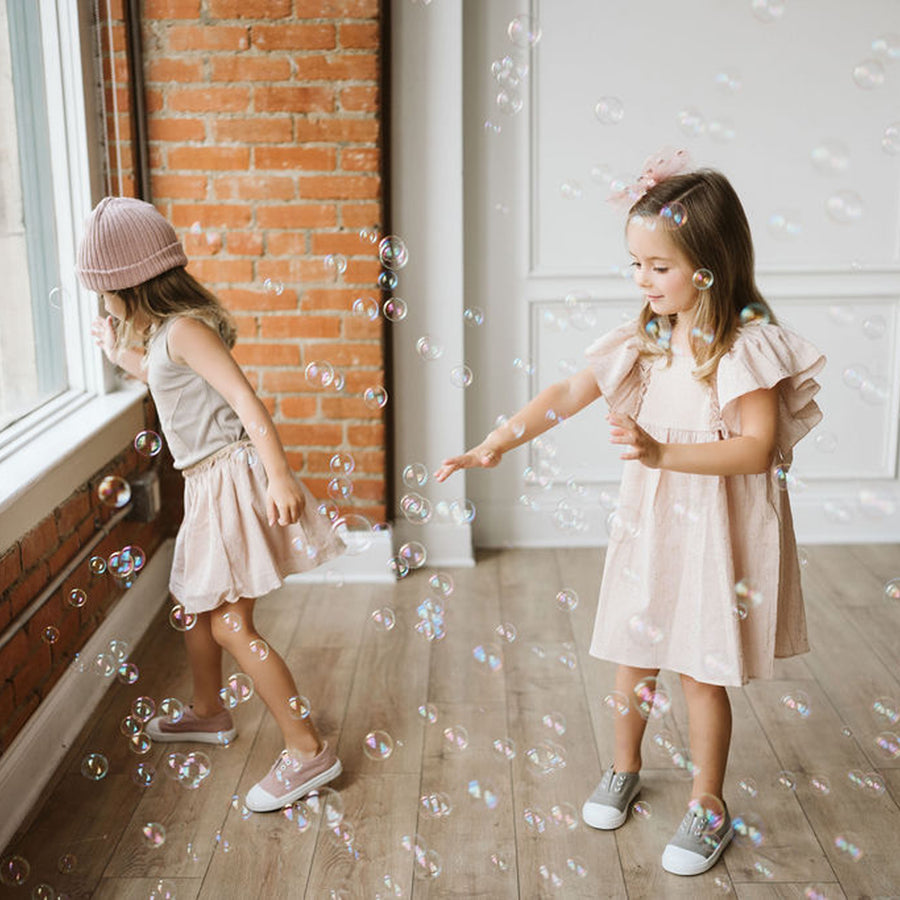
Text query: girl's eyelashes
629 261 669 273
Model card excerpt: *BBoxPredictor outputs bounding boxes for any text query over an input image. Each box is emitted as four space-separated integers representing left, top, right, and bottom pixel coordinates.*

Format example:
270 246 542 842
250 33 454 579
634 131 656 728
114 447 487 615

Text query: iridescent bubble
780 690 811 719
416 335 444 360
689 794 726 834
417 703 438 724
495 622 517 642
226 672 254 703
130 732 153 755
492 736 516 760
399 491 433 525
692 268 714 290
98 475 131 508
872 696 899 726
852 58 885 89
463 306 485 326
378 269 399 291
633 677 672 719
472 643 503 672
371 607 396 631
363 729 394 760
809 774 831 795
751 0 785 23
402 462 429 488
874 731 900 759
378 235 409 270
57 853 77 874
398 540 426 569
523 807 547 832
733 812 764 847
443 725 469 752
168 603 197 632
714 69 742 93
420 791 453 818
490 852 510 872
120 713 142 736
659 202 688 229
862 315 886 339
524 740 567 775
677 107 705 137
134 430 163 457
364 385 389 409
429 572 454 597
117 661 139 684
221 611 242 633
602 690 630 718
594 96 625 125
607 505 641 541
496 88 524 115
288 695 311 719
560 180 584 200
632 799 652 820
327 476 353 502
352 295 379 320
740 302 771 325
81 752 109 780
882 122 900 155
131 696 155 722
541 711 566 736
708 117 737 143
826 190 863 224
383 297 408 322
89 556 107 575
467 779 499 809
305 360 335 388
322 253 347 277
388 556 410 579
449 497 476 525
507 13 541 47
768 210 802 239
141 822 166 848
359 226 379 244
108 549 135 579
834 833 864 861
450 365 473 388
158 697 184 724
554 589 578 612
41 625 60 644
93 652 116 678
263 277 285 295
737 776 759 798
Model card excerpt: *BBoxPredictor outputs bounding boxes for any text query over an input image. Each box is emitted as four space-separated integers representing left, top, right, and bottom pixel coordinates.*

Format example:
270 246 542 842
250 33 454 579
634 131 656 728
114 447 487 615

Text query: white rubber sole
661 826 733 875
582 801 629 830
145 719 237 745
245 759 343 813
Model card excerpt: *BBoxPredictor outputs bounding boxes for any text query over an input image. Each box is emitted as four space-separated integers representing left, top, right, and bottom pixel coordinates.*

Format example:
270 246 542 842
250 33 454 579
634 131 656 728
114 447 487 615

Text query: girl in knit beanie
78 196 345 813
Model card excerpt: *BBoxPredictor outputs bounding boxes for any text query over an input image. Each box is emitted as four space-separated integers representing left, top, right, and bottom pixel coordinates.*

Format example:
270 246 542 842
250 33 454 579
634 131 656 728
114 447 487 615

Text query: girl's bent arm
91 315 148 383
168 317 302 525
435 368 601 481
610 387 778 476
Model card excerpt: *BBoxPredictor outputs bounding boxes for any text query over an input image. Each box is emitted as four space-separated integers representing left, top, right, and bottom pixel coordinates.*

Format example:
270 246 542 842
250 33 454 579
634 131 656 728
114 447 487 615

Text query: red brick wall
0 399 182 753
142 0 387 523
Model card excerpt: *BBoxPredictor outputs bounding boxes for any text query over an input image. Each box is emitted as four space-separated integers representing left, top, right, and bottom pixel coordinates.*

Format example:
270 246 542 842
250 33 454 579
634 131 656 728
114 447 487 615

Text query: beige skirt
170 440 346 613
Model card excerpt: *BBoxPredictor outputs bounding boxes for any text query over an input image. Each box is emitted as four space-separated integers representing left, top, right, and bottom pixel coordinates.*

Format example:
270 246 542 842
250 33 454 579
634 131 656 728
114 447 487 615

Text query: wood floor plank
733 884 847 900
92 876 202 899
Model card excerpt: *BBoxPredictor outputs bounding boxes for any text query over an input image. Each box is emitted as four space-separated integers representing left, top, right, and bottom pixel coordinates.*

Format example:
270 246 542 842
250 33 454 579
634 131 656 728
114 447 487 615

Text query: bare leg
210 596 322 757
613 664 660 773
680 674 732 801
183 610 225 718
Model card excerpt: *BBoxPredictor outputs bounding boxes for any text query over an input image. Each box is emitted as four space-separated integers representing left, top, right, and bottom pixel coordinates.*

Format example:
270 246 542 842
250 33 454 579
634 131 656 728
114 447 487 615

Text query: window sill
0 384 147 554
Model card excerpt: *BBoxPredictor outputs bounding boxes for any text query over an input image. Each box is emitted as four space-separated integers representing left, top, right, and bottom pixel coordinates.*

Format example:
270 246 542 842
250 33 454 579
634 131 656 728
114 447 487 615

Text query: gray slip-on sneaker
661 801 733 875
582 764 642 830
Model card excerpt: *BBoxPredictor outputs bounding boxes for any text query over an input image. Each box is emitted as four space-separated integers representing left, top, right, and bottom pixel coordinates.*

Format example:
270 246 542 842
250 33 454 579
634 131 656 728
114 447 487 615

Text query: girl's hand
434 443 502 483
608 412 663 468
91 315 118 363
266 472 306 526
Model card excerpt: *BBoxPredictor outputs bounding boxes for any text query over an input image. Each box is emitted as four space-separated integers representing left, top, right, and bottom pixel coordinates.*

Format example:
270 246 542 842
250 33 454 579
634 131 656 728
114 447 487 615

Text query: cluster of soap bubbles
164 749 213 790
304 359 347 392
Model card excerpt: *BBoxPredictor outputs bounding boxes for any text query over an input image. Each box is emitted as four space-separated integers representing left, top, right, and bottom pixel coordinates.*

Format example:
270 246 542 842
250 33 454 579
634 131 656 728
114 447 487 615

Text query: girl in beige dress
78 197 345 813
437 158 825 876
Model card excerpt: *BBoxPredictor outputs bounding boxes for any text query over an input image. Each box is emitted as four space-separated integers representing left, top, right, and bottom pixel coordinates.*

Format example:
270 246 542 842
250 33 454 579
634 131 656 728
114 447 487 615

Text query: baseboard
286 525 397 583
0 538 174 854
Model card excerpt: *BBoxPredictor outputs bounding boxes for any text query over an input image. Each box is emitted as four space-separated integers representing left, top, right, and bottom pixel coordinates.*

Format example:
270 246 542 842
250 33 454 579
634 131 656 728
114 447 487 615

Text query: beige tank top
145 317 245 469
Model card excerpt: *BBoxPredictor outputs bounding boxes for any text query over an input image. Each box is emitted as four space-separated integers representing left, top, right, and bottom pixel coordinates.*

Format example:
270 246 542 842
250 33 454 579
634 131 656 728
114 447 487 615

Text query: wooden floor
4 545 900 899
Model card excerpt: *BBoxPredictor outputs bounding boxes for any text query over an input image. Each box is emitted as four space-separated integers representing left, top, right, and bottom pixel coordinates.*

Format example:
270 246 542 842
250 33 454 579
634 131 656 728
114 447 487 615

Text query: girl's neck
670 308 697 354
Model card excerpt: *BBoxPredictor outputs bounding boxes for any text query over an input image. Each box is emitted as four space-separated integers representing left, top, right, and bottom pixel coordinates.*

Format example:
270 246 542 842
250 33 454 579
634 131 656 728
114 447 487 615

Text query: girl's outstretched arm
434 368 601 482
167 317 304 526
609 386 778 475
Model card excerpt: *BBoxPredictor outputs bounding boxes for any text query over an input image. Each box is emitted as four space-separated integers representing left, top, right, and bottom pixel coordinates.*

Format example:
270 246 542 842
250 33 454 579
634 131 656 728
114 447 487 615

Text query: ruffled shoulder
584 320 645 415
716 322 826 452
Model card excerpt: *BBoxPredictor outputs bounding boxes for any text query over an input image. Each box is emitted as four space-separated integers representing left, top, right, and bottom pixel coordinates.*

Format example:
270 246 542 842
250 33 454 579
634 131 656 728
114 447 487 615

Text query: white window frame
0 0 146 554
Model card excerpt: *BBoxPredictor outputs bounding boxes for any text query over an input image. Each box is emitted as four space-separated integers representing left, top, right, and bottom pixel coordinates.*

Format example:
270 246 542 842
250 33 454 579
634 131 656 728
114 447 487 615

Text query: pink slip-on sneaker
245 742 342 812
145 706 237 745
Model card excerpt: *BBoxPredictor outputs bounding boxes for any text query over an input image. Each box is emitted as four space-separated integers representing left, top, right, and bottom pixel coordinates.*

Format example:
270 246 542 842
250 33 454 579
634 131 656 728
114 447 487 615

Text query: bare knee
209 604 257 649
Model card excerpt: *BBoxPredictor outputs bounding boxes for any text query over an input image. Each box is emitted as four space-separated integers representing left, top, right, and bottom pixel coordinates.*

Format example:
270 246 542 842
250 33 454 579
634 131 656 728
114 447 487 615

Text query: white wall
393 0 900 556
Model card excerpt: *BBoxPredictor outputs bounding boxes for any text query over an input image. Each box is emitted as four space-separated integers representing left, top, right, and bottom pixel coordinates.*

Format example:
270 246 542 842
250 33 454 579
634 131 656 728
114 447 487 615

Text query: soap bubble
692 268 714 290
541 711 566 735
0 855 30 886
810 139 850 174
108 549 135 579
472 643 503 672
708 117 737 142
363 730 394 760
98 475 131 508
421 791 453 817
496 88 524 115
464 306 484 326
383 297 408 322
594 96 625 125
389 556 410 579
862 316 886 339
602 690 631 718
416 335 444 360
507 13 541 47
288 695 311 719
57 853 77 874
689 794 726 834
305 360 335 388
826 190 863 224
41 625 60 644
780 690 811 719
450 365 473 388
714 69 742 93
352 296 379 320
751 0 785 23
443 725 469 751
359 226 379 244
364 386 389 409
677 107 705 137
524 740 567 774
141 822 167 848
852 58 885 89
632 799 652 819
117 662 139 684
89 556 107 575
554 589 578 612
81 752 109 780
834 833 864 861
733 812 765 847
159 697 184 723
398 540 427 569
130 732 153 755
449 498 476 525
327 476 353 502
133 430 163 457
263 277 284 295
417 703 438 724
429 571 454 597
168 603 197 632
378 270 399 291
371 607 396 631
492 736 517 760
495 622 517 643
768 211 802 239
133 696 156 722
740 302 771 324
402 462 429 488
330 452 355 475
324 253 348 276
226 672 254 703
378 235 409 270
659 202 688 229
882 122 900 155
874 731 900 759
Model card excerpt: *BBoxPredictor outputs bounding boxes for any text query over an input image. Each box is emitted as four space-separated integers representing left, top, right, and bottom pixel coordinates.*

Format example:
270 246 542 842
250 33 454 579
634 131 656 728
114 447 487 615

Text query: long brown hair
629 169 776 381
110 266 237 356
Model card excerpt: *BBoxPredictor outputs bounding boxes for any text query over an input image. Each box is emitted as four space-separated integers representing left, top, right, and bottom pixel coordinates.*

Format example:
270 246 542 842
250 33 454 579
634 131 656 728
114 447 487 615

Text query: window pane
0 0 66 433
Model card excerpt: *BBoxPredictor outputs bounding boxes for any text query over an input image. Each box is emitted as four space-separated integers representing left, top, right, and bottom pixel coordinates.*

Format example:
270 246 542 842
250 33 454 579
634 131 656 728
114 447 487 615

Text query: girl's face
626 221 698 321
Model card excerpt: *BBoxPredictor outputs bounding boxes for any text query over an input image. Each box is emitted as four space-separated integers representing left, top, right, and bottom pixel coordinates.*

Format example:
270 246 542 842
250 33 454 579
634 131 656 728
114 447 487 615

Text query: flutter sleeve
716 322 826 452
584 321 645 416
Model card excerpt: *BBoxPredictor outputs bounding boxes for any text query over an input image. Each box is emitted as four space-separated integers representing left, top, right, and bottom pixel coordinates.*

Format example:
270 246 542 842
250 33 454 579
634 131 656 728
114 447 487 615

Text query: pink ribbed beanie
76 196 188 291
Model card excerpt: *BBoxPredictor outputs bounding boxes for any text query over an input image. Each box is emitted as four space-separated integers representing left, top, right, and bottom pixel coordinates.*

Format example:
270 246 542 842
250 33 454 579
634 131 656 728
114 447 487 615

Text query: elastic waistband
182 438 252 477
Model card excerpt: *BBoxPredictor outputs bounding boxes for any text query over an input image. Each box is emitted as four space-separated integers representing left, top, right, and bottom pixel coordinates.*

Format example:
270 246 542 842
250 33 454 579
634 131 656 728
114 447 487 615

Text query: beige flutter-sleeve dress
585 319 826 686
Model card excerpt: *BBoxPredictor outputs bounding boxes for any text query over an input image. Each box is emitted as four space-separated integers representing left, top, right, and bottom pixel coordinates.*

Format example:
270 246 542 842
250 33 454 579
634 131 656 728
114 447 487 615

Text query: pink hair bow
608 147 691 208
